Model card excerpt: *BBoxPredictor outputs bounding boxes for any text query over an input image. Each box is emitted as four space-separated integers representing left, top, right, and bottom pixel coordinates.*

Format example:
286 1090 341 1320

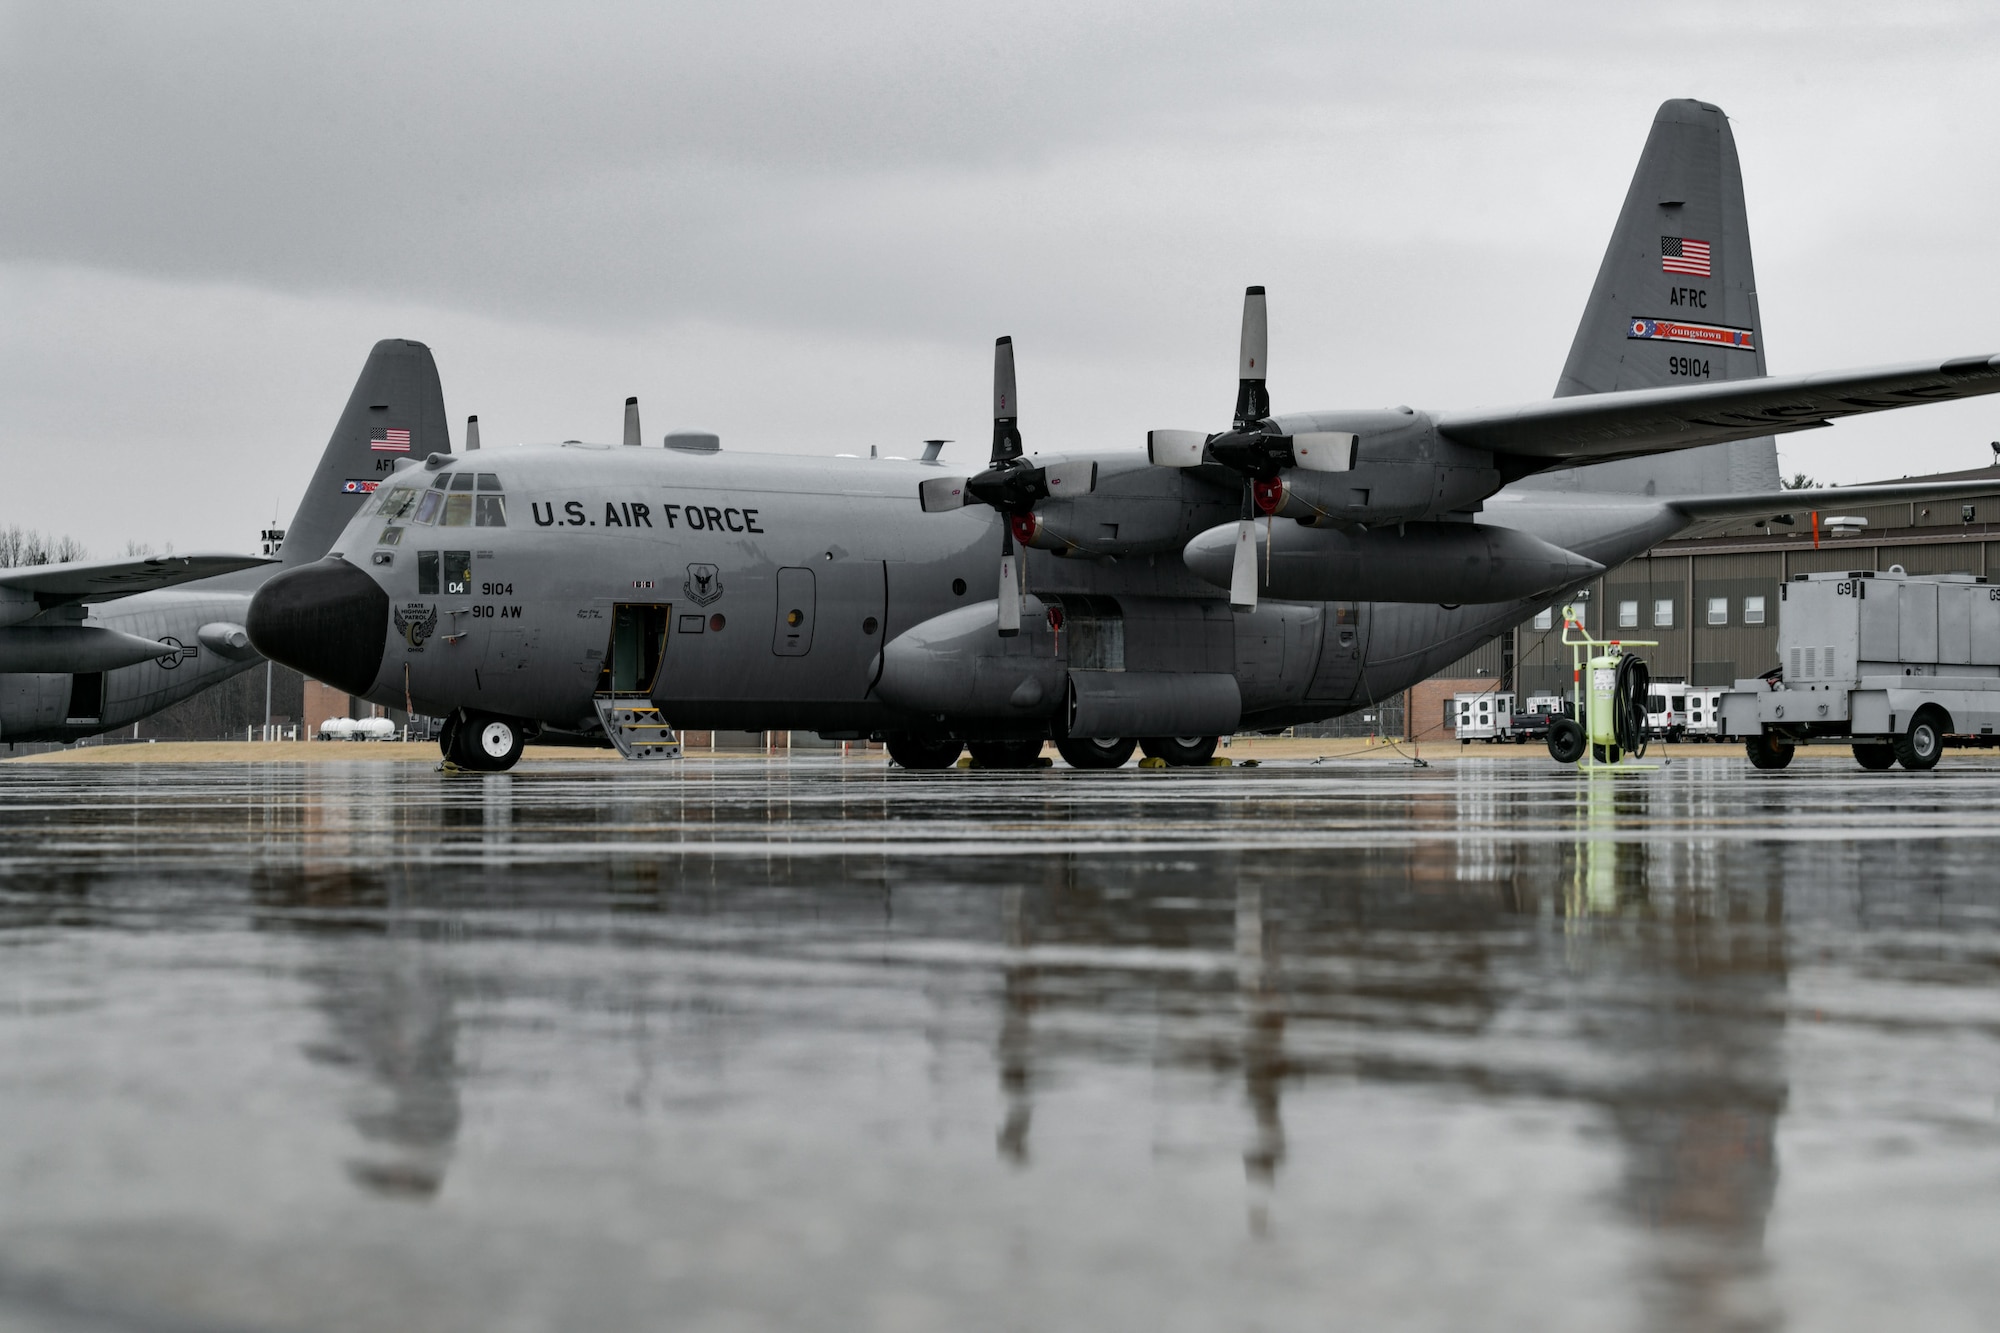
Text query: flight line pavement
5 736 1843 765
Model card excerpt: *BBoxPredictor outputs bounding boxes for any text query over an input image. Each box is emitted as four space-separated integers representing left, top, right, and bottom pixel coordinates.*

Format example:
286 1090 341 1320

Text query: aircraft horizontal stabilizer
0 553 276 603
1440 355 2000 466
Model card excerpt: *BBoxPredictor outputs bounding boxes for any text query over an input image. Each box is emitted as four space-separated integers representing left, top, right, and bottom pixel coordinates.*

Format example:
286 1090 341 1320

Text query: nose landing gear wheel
966 739 1047 770
1055 737 1136 769
444 709 526 771
1138 736 1218 767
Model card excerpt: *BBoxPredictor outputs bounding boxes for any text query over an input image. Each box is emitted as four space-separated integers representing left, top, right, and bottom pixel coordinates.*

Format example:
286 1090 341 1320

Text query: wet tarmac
2 754 1998 1333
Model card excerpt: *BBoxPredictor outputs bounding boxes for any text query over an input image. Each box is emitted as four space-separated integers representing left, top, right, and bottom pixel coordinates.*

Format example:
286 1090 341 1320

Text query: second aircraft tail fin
280 339 450 566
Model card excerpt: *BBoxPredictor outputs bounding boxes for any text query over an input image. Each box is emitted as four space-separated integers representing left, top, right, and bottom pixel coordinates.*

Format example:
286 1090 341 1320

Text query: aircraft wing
0 553 276 604
1437 354 2000 464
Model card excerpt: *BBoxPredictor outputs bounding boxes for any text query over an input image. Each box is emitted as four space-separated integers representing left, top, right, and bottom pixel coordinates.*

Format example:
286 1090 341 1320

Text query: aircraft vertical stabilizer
1522 99 1779 497
281 339 449 566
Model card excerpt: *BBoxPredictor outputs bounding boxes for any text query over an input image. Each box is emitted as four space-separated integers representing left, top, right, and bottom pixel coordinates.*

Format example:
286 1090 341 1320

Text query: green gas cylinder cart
1548 605 1657 768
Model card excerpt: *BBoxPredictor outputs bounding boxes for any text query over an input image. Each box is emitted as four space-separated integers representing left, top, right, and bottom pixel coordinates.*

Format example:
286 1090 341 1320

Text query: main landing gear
440 709 528 772
1139 736 1219 767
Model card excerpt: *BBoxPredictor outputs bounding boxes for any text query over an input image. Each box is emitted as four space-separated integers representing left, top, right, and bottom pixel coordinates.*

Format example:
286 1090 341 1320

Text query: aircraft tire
1055 737 1137 770
967 739 1046 770
885 734 962 770
1853 743 1897 771
1745 734 1794 770
1893 708 1947 771
1545 717 1586 765
1139 736 1219 767
452 710 526 771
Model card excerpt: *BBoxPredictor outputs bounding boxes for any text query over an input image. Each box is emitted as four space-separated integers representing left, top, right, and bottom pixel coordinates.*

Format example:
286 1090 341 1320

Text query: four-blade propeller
919 337 1094 636
1147 286 1356 609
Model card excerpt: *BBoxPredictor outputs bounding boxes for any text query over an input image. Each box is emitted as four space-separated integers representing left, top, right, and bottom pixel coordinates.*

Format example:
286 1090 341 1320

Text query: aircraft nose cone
247 558 390 696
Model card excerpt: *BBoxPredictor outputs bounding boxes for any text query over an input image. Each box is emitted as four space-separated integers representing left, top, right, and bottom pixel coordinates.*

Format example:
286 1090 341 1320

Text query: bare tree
1782 472 1819 491
0 525 87 567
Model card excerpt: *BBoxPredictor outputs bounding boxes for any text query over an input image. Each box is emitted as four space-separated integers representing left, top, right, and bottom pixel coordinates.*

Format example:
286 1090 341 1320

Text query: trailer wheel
1745 735 1794 770
1893 709 1947 771
1546 717 1586 765
1852 743 1896 771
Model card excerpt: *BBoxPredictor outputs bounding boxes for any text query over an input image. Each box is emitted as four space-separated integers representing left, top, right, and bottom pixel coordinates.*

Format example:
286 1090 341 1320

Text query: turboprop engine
1146 287 1500 608
1183 518 1603 605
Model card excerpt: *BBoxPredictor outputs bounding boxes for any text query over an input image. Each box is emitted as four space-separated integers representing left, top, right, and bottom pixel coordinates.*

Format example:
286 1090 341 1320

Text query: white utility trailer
1720 568 2000 770
1453 691 1515 743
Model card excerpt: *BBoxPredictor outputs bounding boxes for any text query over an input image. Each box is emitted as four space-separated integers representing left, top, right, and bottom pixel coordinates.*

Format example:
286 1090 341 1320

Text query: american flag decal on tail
370 427 411 452
1661 236 1712 278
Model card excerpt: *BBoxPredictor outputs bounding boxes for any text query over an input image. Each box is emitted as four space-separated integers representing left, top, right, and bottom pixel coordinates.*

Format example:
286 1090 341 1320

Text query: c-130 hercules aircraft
249 99 2000 772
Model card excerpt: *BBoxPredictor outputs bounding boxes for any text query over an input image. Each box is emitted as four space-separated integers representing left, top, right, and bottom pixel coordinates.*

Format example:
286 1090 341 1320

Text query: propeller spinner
1147 287 1357 609
918 337 1094 636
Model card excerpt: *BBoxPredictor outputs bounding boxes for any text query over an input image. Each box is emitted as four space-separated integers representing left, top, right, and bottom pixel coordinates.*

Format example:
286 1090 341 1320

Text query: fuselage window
417 550 440 595
444 550 471 595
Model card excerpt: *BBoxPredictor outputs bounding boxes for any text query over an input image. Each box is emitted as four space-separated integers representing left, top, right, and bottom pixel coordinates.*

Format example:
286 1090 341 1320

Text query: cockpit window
375 487 420 521
413 470 505 526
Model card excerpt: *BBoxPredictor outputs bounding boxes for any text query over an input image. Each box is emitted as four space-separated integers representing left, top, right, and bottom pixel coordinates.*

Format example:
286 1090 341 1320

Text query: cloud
3 1 1999 553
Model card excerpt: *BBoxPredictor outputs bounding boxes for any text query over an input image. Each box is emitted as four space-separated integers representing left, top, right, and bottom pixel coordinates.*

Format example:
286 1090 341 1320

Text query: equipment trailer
1720 568 2000 770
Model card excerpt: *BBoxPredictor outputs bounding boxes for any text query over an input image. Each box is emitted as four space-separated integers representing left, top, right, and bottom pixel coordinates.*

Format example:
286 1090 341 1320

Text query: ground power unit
1720 567 2000 770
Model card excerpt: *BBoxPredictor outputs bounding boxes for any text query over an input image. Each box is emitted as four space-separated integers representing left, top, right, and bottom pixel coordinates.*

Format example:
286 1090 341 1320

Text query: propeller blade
1229 516 1259 611
623 397 641 447
464 415 480 452
919 477 971 512
1043 460 1097 497
1148 430 1207 467
997 530 1021 636
1234 286 1270 430
991 336 1022 464
1289 431 1357 472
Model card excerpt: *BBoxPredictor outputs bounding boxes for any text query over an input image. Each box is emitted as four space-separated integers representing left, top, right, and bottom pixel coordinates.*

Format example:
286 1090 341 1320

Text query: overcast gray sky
5 1 1999 556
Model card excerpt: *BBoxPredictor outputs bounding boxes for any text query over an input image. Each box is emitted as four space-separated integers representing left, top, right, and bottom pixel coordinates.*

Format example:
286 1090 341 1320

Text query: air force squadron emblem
394 602 439 651
683 563 722 606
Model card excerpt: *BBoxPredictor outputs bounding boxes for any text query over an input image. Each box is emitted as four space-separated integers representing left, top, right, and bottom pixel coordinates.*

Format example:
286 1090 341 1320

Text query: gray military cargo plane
247 99 2000 772
0 339 450 744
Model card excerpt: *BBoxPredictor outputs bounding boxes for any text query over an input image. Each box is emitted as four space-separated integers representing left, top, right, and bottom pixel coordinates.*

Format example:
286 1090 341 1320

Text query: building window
1618 600 1638 628
1533 608 1554 631
1708 597 1728 626
1964 504 1977 524
1654 598 1674 628
1744 595 1766 625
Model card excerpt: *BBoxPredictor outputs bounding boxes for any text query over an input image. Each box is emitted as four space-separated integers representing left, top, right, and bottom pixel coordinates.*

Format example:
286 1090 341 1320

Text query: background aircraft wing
0 553 276 604
1663 477 2000 541
1437 354 2000 464
1666 477 2000 522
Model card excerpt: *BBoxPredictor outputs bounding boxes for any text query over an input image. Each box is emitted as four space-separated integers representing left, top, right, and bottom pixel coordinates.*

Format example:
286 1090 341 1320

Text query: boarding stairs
593 697 683 761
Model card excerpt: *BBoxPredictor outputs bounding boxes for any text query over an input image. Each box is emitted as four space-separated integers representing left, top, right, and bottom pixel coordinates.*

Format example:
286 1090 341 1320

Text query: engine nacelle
1261 409 1498 526
1183 519 1603 605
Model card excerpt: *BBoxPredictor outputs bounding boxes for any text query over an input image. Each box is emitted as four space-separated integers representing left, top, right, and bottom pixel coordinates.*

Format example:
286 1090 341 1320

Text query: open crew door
596 603 669 696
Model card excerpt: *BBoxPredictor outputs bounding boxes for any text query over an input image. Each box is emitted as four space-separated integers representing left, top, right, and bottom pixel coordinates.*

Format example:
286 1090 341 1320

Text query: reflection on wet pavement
2 757 1998 1332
